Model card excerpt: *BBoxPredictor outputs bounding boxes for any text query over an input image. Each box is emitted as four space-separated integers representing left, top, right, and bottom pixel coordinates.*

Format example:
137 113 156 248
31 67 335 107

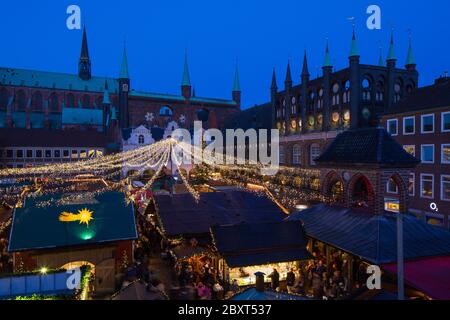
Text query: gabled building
0 27 241 168
251 29 419 168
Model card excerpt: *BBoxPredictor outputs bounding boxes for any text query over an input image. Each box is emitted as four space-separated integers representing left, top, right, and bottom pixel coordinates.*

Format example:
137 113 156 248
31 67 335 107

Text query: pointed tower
300 50 310 133
78 27 92 81
387 31 397 110
378 46 384 66
323 40 332 68
120 44 129 79
232 62 241 107
405 36 416 71
348 27 361 129
271 68 278 96
285 60 293 89
270 68 278 129
322 39 333 131
387 31 397 65
181 52 192 99
118 42 130 129
102 80 111 133
301 50 310 82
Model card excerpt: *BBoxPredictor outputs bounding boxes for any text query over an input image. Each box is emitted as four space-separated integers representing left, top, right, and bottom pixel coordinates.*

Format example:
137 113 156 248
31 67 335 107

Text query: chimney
254 272 265 292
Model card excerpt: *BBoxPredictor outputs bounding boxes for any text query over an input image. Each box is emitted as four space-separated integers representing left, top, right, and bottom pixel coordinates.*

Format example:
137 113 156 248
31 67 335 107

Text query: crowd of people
267 252 369 300
175 260 227 300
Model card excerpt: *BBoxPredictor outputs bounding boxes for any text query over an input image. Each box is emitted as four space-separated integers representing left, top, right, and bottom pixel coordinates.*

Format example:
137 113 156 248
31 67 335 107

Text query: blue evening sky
0 0 448 108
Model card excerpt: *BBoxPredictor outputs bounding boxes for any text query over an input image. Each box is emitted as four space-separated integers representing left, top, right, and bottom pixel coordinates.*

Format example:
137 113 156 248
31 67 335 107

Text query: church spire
102 80 111 105
378 46 384 66
405 34 416 70
323 39 332 67
78 26 92 81
301 50 310 78
285 60 292 88
120 43 129 79
387 30 397 61
181 51 192 99
182 51 191 87
233 61 241 92
271 68 278 90
349 27 360 58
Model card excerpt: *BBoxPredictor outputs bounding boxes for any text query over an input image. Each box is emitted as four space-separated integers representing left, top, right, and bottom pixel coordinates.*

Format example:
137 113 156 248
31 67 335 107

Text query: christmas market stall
152 190 287 274
8 191 138 294
210 220 313 287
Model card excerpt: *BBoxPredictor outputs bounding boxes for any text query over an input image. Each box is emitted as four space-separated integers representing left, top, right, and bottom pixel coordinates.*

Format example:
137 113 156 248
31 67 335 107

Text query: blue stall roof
286 204 450 264
9 191 137 252
211 221 312 268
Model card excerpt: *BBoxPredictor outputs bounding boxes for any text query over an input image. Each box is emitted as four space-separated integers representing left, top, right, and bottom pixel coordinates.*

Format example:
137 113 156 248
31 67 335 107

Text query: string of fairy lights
0 137 327 210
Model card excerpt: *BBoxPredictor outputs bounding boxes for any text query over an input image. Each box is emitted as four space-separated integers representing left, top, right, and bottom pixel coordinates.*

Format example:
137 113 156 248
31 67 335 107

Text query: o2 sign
366 5 381 30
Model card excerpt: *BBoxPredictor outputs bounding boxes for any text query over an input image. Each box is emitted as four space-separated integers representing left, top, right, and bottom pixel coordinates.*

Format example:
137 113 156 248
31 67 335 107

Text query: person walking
286 268 296 293
268 268 280 291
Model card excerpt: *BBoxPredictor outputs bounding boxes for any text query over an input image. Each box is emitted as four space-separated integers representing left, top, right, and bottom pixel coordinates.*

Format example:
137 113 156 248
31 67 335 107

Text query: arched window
376 81 385 102
292 145 301 165
82 94 91 108
291 96 296 115
310 143 321 166
394 80 403 103
0 87 9 110
362 78 371 101
160 105 173 117
66 93 75 108
318 89 323 109
332 83 340 106
16 90 27 111
32 91 43 111
49 93 59 112
138 135 145 144
343 80 350 103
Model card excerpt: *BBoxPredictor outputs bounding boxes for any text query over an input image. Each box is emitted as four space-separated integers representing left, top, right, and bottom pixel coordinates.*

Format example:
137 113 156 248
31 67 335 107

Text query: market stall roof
9 191 137 252
211 221 312 268
383 256 450 300
154 191 286 238
286 204 450 264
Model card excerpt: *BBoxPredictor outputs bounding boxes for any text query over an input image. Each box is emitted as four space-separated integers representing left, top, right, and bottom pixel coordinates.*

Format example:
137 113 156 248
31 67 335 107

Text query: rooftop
154 190 286 238
315 127 420 168
211 221 312 268
385 77 450 115
8 191 137 252
285 204 450 264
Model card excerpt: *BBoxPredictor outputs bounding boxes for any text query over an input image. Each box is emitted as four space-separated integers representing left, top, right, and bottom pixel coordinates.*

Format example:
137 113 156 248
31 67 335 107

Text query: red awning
383 256 450 300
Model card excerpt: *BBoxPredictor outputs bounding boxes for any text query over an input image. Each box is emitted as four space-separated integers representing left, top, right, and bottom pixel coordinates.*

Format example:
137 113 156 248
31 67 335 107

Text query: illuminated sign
59 208 94 226
384 199 399 213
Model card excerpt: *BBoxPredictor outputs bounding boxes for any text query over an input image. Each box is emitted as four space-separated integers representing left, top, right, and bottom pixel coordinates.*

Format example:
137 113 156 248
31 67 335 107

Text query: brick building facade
381 76 450 227
0 28 240 168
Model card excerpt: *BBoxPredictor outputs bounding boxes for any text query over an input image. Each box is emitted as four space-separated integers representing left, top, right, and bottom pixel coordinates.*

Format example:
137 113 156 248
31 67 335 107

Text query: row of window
386 173 450 201
403 144 450 164
279 143 322 166
0 148 103 159
387 112 450 135
0 88 110 112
